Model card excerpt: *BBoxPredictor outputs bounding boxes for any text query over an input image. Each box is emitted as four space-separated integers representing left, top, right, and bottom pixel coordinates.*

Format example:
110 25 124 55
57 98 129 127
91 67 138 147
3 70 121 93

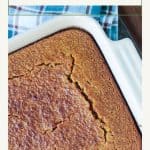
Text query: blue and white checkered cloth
8 6 118 40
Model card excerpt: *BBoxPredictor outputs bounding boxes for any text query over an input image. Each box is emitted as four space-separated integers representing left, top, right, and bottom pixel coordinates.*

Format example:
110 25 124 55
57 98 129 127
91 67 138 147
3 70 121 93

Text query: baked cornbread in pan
9 29 141 150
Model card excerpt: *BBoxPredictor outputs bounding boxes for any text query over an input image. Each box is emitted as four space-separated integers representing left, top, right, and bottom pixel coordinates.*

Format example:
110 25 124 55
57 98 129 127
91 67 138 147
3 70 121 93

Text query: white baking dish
8 16 142 132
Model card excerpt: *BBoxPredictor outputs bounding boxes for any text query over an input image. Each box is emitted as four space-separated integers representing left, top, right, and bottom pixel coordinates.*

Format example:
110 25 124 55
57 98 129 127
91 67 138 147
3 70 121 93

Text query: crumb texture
9 29 141 150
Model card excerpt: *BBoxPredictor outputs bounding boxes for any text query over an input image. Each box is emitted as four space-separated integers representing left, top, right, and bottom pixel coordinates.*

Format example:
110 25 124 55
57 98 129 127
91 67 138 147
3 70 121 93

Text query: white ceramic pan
8 16 142 132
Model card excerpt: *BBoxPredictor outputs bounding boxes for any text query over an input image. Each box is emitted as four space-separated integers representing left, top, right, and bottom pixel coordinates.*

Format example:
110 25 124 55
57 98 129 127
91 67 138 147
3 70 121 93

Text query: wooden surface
119 6 142 51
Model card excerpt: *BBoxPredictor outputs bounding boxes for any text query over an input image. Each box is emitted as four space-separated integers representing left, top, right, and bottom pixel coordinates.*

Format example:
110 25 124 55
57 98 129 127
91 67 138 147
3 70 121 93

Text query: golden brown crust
9 29 141 150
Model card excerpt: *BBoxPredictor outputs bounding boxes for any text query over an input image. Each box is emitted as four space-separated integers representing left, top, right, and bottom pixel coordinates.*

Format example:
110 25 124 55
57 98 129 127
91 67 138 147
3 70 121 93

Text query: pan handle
109 38 142 132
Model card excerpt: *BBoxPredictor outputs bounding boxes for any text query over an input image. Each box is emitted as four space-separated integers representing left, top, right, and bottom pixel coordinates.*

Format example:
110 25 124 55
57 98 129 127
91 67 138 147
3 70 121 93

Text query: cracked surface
9 29 141 150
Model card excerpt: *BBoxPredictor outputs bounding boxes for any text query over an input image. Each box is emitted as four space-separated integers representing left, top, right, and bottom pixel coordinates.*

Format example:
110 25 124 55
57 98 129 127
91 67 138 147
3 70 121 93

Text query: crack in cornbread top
9 29 141 150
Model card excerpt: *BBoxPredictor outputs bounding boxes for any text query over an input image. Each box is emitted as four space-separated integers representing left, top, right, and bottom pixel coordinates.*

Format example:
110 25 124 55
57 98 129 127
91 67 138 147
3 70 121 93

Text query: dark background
119 6 142 57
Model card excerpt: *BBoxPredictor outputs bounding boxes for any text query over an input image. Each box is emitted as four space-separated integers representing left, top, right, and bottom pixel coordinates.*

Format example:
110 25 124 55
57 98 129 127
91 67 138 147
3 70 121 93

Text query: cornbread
9 29 141 150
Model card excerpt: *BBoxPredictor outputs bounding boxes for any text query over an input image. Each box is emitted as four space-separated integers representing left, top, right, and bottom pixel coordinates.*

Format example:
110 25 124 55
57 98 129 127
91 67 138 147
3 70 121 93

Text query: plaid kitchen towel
8 6 118 40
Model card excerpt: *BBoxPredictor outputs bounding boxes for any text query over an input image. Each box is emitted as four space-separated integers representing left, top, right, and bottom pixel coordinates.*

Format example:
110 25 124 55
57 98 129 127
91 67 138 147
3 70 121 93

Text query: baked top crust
9 29 141 150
